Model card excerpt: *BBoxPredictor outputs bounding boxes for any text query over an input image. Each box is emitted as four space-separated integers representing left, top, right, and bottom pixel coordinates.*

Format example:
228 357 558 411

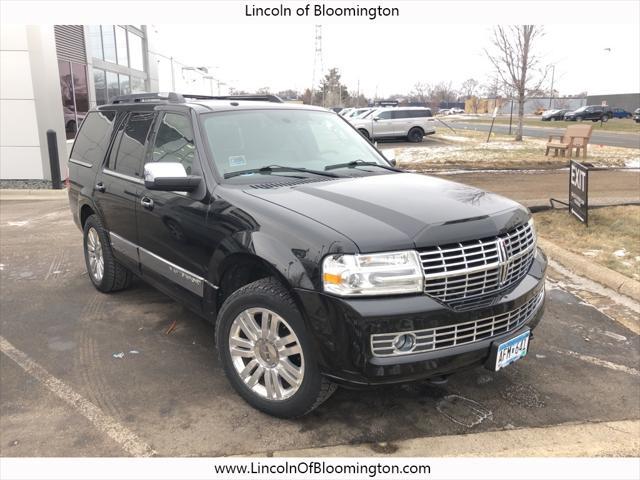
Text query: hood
244 173 529 252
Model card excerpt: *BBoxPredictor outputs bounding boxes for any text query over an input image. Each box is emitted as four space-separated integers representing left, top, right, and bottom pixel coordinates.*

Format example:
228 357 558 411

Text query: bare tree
460 78 479 99
409 82 430 105
485 25 549 141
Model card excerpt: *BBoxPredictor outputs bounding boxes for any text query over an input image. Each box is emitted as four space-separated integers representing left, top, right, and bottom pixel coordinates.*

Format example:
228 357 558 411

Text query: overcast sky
151 23 640 98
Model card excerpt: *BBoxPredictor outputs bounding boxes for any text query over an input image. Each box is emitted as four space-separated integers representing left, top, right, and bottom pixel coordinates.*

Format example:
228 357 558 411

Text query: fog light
392 333 416 352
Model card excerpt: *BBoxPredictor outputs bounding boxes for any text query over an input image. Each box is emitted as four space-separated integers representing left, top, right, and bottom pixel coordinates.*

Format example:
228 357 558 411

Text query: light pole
548 65 555 109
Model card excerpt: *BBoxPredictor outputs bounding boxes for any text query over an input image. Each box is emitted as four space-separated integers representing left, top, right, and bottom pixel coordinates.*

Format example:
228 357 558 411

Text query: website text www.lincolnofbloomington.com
213 460 431 478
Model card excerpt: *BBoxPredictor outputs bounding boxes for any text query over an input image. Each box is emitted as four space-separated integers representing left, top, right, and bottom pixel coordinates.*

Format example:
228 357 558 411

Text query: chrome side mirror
143 162 201 192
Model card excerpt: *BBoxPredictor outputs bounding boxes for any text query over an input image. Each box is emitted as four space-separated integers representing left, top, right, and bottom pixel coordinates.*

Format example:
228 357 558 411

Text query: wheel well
409 126 424 134
216 254 287 310
358 128 370 138
80 204 95 228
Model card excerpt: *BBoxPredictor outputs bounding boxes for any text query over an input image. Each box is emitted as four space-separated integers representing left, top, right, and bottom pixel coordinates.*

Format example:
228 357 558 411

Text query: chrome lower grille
419 220 536 307
371 288 544 358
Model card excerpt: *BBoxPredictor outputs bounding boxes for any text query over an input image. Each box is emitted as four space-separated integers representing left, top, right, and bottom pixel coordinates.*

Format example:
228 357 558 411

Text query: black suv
564 105 613 122
68 93 547 418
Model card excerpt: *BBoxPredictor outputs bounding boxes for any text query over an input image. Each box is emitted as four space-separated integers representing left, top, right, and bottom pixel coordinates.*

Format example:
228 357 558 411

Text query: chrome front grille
419 220 536 307
371 288 544 357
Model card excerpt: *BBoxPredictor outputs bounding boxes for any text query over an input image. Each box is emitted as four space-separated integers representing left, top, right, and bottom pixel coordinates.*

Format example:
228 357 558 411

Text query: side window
151 113 196 174
391 110 410 119
377 111 392 120
111 112 155 177
70 111 116 166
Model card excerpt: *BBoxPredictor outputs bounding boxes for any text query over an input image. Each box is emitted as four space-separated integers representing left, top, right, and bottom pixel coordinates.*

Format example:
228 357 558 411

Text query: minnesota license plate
494 330 530 371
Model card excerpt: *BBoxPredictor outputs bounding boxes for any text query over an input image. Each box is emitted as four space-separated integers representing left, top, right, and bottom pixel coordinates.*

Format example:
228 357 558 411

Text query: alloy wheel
228 308 305 401
86 227 104 282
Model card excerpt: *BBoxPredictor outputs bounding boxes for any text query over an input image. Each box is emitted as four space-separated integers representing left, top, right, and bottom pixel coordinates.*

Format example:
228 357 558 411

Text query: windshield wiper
324 160 403 172
224 165 339 179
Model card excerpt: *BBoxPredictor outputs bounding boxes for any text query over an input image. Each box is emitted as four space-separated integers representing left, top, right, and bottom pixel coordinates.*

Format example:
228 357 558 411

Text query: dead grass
462 117 640 134
534 206 640 280
391 130 640 171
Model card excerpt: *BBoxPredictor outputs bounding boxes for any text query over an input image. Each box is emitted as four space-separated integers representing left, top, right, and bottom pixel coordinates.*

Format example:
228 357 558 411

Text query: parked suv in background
352 107 435 142
564 105 612 122
634 108 640 123
68 93 546 418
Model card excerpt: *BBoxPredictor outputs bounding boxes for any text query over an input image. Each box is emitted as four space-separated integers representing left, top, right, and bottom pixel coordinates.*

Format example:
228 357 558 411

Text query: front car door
135 111 212 305
371 110 393 138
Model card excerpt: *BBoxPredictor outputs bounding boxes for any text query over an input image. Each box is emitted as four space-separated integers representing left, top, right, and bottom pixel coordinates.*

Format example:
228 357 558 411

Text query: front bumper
296 249 547 386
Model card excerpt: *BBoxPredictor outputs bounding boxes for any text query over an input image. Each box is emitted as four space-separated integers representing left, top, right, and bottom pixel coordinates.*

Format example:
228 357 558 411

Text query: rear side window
377 111 392 120
70 111 116 166
110 112 155 177
391 110 411 119
151 113 196 174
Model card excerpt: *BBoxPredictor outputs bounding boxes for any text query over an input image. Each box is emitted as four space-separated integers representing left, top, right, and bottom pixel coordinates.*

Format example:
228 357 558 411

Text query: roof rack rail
110 92 185 104
184 94 284 103
110 92 284 104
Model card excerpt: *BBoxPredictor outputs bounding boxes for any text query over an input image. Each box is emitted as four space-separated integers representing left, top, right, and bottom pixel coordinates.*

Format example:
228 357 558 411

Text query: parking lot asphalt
1 197 639 457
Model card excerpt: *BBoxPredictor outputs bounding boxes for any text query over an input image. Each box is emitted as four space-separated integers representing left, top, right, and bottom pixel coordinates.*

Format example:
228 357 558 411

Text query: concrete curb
538 237 640 302
0 189 67 201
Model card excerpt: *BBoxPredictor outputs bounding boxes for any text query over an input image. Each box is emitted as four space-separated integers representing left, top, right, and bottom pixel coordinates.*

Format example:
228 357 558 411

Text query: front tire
358 128 371 140
216 278 336 418
407 127 424 143
83 215 132 293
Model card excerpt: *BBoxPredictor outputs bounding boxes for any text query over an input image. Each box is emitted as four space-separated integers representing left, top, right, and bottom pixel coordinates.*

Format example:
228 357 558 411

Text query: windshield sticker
229 155 247 167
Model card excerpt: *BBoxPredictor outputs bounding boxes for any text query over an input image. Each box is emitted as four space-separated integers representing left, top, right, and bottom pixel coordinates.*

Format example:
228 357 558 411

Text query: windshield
574 106 588 113
201 109 387 178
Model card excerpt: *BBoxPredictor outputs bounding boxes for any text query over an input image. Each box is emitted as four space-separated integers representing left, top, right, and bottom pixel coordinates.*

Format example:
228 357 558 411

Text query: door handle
140 196 154 210
95 182 106 193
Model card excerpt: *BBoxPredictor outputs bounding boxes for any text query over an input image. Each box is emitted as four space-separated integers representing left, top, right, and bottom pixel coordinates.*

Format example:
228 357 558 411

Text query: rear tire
407 127 424 143
83 215 132 293
601 115 609 122
216 278 336 418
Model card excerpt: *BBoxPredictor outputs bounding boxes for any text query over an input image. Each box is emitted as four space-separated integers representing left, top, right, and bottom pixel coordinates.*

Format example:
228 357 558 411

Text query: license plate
494 330 530 371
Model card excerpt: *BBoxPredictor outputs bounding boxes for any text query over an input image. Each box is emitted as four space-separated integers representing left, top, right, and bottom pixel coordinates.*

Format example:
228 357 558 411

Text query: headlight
322 250 424 296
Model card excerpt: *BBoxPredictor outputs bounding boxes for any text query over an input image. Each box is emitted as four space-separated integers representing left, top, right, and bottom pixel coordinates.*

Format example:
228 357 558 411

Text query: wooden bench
545 124 593 158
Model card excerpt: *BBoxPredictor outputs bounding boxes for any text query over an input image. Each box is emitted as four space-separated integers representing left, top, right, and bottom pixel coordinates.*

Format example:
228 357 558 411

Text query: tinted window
377 111 392 120
152 113 196 174
112 112 155 177
70 111 116 166
391 110 410 119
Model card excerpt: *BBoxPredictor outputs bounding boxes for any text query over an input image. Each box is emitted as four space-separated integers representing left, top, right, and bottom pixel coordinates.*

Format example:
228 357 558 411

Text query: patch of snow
613 249 627 258
582 250 601 257
625 157 640 169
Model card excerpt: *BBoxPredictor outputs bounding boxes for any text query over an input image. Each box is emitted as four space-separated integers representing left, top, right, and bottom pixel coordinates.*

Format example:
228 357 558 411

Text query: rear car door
390 109 411 136
135 111 212 303
93 111 156 271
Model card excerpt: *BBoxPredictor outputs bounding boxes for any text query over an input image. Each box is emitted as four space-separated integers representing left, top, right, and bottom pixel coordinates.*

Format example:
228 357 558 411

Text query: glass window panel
130 76 146 93
152 113 196 174
115 26 129 66
114 112 156 176
58 61 76 139
127 32 144 71
88 25 103 60
70 111 116 166
119 74 130 95
106 71 119 102
93 68 107 106
71 63 89 114
101 25 117 63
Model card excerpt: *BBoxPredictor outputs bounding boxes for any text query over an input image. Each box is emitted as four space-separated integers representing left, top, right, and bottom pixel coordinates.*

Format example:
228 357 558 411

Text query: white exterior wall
0 25 67 181
0 25 43 179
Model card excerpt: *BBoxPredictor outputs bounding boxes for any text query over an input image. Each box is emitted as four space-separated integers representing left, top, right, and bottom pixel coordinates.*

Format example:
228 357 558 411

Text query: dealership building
1 25 217 184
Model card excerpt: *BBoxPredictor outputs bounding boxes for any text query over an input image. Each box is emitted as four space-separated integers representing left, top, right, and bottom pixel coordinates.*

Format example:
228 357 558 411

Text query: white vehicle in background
449 108 465 114
345 107 372 119
351 106 435 142
339 108 354 116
